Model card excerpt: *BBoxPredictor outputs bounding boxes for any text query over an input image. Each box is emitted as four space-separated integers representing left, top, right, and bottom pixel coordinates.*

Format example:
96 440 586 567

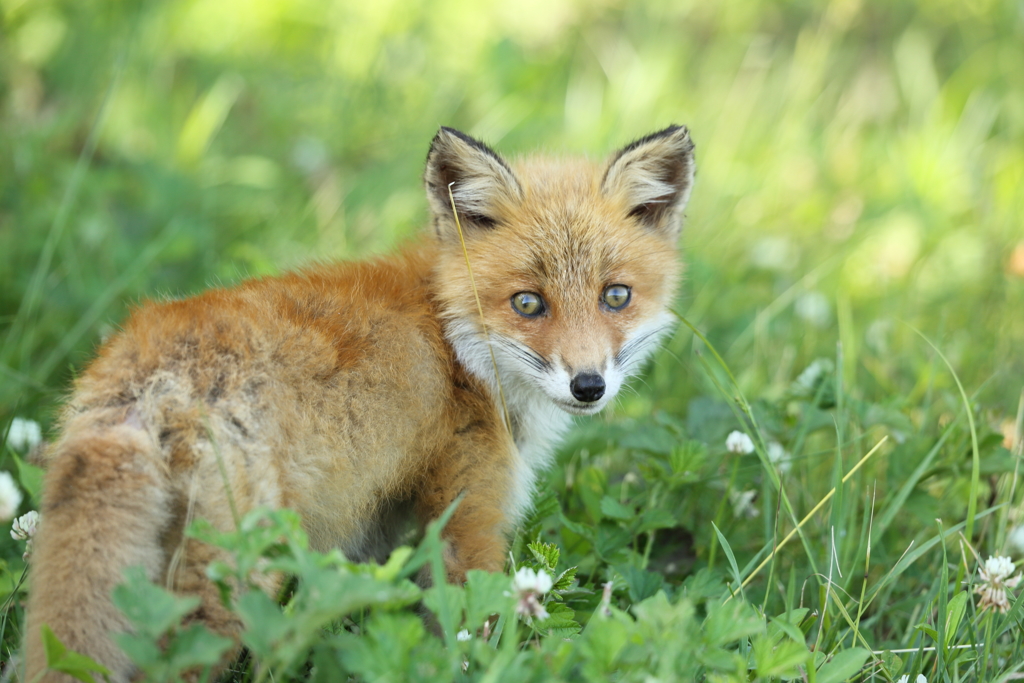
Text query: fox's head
425 126 694 418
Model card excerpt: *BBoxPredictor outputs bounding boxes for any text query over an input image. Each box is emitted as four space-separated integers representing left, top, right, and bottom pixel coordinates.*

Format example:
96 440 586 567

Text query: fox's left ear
602 125 695 240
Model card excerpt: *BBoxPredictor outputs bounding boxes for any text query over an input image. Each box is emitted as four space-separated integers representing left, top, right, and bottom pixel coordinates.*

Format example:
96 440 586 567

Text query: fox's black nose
570 373 605 402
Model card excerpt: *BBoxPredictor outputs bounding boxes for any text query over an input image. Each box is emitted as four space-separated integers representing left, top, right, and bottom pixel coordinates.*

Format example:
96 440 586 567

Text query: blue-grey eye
511 292 545 317
602 285 631 310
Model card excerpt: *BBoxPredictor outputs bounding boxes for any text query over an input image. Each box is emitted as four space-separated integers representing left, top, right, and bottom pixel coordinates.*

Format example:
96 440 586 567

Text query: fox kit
23 125 695 681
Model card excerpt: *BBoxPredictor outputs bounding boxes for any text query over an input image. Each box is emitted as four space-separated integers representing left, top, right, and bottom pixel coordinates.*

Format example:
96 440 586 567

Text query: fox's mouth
555 399 604 416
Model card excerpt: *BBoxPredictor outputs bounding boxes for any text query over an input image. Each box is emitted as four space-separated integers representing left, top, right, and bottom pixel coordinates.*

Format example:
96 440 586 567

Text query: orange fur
23 126 695 682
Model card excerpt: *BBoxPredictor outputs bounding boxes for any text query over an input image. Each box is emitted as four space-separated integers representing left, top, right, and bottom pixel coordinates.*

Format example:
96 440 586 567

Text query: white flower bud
725 431 755 454
0 472 23 522
11 510 40 540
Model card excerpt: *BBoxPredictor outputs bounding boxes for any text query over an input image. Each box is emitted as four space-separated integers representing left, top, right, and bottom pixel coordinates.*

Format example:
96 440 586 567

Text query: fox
22 124 695 682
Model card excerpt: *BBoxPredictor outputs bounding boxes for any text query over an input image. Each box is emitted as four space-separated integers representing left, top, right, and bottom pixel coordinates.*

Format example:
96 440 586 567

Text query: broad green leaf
12 452 44 502
236 590 291 658
619 425 677 454
576 466 608 521
41 625 111 683
695 645 742 672
880 651 903 678
768 610 809 645
914 623 938 641
337 613 447 681
632 591 697 638
113 632 163 670
112 567 200 638
542 602 581 637
669 441 708 480
527 540 560 570
614 564 664 603
681 568 727 602
557 512 593 540
944 590 968 648
310 643 347 683
753 633 810 678
422 581 465 632
637 507 677 533
816 647 870 683
465 569 513 631
599 496 634 521
41 623 66 663
594 523 633 560
702 599 763 648
578 609 631 674
553 566 578 592
167 624 234 669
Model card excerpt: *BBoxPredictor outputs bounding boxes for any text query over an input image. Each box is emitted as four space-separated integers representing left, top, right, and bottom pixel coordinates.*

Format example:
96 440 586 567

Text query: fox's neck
504 387 574 519
503 384 574 461
443 318 574 521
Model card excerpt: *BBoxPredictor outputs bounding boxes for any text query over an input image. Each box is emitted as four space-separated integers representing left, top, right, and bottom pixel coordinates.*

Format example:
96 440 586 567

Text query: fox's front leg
417 427 517 583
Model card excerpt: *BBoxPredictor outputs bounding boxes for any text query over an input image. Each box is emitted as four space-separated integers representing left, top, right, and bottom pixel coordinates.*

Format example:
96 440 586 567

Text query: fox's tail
24 421 171 683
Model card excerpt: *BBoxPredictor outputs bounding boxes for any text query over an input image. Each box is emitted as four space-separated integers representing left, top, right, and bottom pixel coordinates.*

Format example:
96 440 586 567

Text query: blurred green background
2 0 1023 424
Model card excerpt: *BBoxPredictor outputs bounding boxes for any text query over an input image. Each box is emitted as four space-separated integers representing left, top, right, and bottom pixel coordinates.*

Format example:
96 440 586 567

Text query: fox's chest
505 397 574 523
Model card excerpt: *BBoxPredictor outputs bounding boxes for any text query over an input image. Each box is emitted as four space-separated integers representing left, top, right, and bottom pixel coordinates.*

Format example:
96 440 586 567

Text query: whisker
492 336 551 372
616 324 673 367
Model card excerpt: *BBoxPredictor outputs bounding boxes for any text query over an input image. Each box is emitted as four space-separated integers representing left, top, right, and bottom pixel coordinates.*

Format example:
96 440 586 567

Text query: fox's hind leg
156 422 286 680
162 537 250 679
24 418 172 683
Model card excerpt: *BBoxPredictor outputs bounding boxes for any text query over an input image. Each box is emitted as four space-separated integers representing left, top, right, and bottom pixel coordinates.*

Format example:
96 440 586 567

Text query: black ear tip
659 124 695 152
437 126 461 138
428 126 480 159
428 127 457 155
613 125 695 162
439 126 491 150
425 127 516 179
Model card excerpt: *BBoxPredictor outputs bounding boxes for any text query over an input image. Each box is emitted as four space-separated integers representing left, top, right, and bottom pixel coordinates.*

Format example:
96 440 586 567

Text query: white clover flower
767 441 791 474
456 629 472 642
11 510 39 563
795 291 831 328
726 431 755 454
896 675 927 683
512 567 553 594
749 236 796 272
0 471 23 522
975 555 1021 613
6 417 42 451
729 489 759 519
511 567 552 621
985 556 1015 578
11 510 39 540
1007 525 1024 556
794 358 834 395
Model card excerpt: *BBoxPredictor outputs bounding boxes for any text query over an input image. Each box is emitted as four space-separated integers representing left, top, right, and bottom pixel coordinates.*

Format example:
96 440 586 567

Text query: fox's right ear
424 127 522 240
602 125 695 241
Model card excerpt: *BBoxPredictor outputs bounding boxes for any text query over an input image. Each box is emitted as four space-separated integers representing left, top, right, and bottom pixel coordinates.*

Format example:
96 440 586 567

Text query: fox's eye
602 285 631 310
511 292 545 317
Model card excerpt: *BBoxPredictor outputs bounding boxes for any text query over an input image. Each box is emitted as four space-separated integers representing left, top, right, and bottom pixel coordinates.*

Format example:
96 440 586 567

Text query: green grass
3 0 1024 680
